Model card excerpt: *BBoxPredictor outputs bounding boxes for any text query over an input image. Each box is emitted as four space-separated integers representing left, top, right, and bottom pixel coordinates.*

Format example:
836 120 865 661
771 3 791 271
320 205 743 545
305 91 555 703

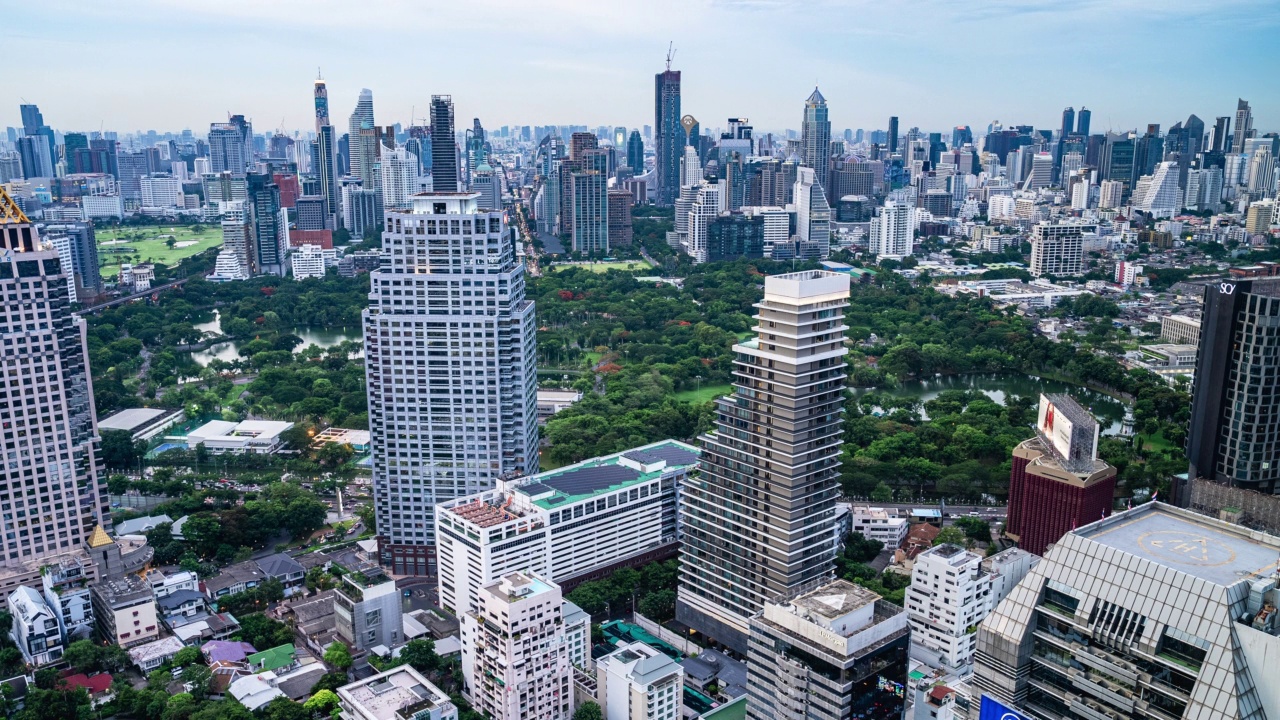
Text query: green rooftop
699 696 747 720
516 440 700 510
247 643 295 672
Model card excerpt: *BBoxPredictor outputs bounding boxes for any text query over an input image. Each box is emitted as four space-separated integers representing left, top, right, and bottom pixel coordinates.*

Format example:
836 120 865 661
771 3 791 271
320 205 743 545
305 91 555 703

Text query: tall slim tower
887 116 899 154
364 191 537 576
314 77 341 229
800 87 831 197
348 89 376 185
429 96 459 192
678 270 851 654
626 130 644 173
1232 98 1253 154
654 68 682 205
0 187 108 589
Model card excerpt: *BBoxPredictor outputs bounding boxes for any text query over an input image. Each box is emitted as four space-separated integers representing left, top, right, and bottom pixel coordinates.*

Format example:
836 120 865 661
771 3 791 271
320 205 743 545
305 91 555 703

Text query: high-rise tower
0 187 109 592
429 96 459 192
348 89 376 185
365 192 537 576
626 130 644 173
800 87 831 198
678 270 850 654
654 68 682 205
314 77 341 229
887 116 899 154
1232 98 1253 154
1076 107 1091 137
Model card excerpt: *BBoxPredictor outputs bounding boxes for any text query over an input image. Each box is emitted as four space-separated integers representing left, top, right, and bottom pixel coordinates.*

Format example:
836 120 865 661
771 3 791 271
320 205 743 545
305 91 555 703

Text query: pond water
852 372 1129 435
188 311 362 365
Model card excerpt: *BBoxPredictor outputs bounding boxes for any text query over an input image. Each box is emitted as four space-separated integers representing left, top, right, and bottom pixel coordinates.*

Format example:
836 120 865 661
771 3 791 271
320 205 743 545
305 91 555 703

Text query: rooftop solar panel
542 464 640 496
518 483 553 496
642 445 699 466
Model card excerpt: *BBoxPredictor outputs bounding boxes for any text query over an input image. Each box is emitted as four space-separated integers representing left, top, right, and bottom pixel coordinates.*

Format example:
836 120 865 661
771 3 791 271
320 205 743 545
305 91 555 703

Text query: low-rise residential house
255 554 306 597
157 589 207 625
148 570 199 598
41 555 94 642
274 664 327 700
334 567 401 651
8 586 63 666
229 672 285 711
204 561 268 599
63 674 114 707
127 635 186 671
202 640 258 665
171 612 241 646
248 644 298 674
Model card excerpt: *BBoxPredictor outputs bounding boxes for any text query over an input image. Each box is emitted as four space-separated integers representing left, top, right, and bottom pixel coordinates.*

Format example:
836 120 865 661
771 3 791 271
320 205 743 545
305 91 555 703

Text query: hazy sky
3 0 1277 138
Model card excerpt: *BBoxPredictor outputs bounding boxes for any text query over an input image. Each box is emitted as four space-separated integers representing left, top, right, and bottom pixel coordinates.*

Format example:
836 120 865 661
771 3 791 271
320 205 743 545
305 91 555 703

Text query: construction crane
665 42 676 71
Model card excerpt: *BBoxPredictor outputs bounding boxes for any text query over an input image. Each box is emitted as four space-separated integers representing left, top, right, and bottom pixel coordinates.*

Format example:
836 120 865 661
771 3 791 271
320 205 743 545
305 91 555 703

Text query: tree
842 532 884 563
870 482 894 503
954 517 992 543
324 642 353 671
309 672 351 695
237 613 294 650
258 697 310 720
102 429 147 471
399 639 439 674
934 526 968 547
304 690 340 716
163 692 198 720
637 589 676 623
173 646 201 667
62 639 102 674
572 702 604 720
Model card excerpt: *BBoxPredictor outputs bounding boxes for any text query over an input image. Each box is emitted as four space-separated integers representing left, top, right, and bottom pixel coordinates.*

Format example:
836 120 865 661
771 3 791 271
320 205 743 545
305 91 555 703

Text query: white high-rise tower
869 200 915 260
365 192 538 576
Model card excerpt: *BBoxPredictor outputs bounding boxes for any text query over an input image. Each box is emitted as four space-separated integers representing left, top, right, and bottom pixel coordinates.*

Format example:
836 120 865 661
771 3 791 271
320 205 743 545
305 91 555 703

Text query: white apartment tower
685 184 720 263
220 200 254 277
1132 161 1182 218
870 200 915 260
461 572 573 720
1022 152 1054 191
1029 221 1091 277
365 191 537 576
0 188 108 591
678 270 851 654
793 167 831 257
905 544 1035 672
381 147 420 213
1098 180 1124 210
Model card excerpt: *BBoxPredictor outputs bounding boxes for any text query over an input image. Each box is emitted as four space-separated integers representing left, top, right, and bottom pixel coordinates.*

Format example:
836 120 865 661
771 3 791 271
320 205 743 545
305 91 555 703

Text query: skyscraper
1210 116 1231 152
654 68 682 205
348 89 376 186
208 122 248 176
793 166 830 257
1184 278 1280 498
246 173 285 276
800 87 831 196
1060 107 1075 139
678 270 851 654
1232 98 1253 154
314 78 341 228
869 200 914 260
18 104 55 173
887 116 899 154
429 95 459 192
626 130 644 173
365 191 536 576
1075 107 1091 136
0 187 108 591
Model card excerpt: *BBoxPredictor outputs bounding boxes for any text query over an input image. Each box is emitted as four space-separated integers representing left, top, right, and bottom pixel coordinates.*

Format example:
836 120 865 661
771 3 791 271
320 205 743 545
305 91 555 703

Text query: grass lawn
674 383 733 404
97 225 222 278
583 351 603 366
1138 429 1174 452
551 260 653 274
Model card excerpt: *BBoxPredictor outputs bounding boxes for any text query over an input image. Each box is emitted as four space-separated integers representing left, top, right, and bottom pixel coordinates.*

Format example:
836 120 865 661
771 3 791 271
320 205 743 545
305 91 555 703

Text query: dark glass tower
654 69 682 205
1076 107 1091 136
626 130 644 173
1185 279 1280 497
430 95 459 192
887 116 899 154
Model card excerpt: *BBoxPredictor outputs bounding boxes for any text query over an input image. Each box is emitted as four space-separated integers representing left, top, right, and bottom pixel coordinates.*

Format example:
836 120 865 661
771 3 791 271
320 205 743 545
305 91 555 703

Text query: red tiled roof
63 673 113 694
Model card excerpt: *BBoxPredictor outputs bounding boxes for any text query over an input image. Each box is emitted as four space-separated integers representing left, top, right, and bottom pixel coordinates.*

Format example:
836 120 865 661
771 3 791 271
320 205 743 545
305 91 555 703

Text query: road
81 273 203 313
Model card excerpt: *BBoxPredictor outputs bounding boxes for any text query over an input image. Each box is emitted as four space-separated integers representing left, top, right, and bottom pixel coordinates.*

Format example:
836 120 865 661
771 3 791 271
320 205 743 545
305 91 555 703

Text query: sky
3 0 1278 139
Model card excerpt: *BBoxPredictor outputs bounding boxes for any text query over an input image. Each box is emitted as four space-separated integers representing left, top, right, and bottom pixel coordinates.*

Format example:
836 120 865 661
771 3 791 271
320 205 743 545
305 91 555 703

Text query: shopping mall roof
517 440 698 509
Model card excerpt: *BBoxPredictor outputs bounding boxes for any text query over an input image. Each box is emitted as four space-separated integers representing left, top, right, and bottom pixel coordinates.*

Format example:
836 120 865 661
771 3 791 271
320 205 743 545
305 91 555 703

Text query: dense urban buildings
679 270 850 654
1006 394 1117 556
745 579 909 720
975 502 1280 719
365 191 537 576
1185 278 1280 497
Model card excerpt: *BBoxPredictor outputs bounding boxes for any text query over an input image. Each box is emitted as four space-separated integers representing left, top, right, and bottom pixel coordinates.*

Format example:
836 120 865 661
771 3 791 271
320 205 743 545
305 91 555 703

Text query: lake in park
852 372 1129 435
188 311 362 365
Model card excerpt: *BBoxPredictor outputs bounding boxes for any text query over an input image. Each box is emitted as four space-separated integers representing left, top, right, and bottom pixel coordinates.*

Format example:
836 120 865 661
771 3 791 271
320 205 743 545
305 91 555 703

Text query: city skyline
3 0 1278 135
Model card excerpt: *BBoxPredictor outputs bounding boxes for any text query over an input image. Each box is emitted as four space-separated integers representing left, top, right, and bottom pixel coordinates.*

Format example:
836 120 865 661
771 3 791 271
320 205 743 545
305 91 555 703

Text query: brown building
607 190 633 247
1138 228 1174 249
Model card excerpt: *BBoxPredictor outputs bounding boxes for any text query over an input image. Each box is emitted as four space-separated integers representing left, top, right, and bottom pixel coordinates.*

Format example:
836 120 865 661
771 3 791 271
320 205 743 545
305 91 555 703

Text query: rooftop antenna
317 67 323 80
665 42 676 71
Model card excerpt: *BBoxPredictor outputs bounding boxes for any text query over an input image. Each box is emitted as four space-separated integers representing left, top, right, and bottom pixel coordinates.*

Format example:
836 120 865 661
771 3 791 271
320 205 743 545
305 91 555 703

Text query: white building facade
596 642 684 720
870 200 915 260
